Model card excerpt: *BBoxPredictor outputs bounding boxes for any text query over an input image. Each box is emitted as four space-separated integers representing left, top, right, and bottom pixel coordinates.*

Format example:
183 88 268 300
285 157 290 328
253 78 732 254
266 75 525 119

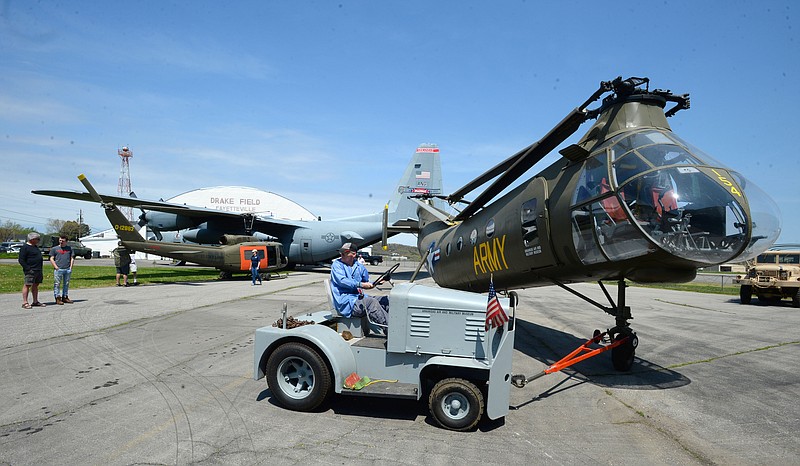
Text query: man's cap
340 242 358 253
252 249 258 253
27 232 41 241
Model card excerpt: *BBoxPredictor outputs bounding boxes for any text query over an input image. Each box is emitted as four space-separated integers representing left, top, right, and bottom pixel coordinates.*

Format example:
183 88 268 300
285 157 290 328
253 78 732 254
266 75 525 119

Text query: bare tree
46 218 67 235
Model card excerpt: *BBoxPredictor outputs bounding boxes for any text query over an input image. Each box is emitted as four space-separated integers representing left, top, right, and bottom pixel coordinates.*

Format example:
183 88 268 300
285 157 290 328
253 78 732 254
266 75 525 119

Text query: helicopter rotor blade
452 107 589 221
449 78 614 221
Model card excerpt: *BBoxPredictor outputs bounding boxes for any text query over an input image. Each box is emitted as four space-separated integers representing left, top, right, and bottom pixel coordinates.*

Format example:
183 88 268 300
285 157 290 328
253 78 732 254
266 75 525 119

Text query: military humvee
40 236 93 260
734 249 800 307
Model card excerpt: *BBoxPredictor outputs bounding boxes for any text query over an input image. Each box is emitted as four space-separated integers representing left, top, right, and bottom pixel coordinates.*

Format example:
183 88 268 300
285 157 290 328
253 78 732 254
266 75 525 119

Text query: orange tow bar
511 330 629 388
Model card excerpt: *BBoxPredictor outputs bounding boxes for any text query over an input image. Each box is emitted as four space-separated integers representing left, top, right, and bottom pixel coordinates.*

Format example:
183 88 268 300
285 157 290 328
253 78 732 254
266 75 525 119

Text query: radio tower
118 146 134 221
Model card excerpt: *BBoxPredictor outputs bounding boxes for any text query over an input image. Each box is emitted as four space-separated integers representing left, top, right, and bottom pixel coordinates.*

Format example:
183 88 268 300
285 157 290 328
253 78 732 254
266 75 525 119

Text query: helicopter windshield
571 129 780 265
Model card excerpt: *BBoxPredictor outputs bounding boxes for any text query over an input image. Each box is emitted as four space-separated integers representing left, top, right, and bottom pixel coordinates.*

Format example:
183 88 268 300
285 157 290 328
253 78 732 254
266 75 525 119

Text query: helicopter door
520 177 557 269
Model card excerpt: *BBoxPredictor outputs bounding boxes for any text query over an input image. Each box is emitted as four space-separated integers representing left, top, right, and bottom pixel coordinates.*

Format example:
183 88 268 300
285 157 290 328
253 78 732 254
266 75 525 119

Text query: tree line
0 219 91 242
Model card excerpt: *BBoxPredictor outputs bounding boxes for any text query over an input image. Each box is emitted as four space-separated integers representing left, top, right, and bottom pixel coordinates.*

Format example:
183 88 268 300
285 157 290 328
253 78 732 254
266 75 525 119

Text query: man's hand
360 282 375 290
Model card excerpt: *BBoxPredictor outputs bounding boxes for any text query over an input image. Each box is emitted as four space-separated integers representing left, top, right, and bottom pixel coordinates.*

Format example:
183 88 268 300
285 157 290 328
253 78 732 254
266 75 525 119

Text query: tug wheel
428 378 484 431
612 331 638 372
266 342 331 411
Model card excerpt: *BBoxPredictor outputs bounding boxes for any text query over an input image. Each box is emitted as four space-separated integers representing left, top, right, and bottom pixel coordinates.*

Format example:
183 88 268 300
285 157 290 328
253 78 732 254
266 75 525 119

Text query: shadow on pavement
514 319 691 391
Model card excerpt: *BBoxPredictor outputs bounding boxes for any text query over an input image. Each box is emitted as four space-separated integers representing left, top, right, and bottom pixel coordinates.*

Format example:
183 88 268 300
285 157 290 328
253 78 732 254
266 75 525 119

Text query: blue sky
1 1 798 244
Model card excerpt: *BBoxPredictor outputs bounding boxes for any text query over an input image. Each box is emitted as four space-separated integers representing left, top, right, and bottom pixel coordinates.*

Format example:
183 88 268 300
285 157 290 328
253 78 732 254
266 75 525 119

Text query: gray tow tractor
253 276 629 430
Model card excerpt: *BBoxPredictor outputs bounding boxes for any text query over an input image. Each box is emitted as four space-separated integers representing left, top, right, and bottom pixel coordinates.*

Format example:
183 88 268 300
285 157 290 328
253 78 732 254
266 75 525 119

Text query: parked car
6 243 23 253
358 251 383 265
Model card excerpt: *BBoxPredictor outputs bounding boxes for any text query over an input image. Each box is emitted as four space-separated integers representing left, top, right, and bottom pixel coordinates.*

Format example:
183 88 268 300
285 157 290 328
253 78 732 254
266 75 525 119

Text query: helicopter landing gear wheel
428 378 484 431
612 330 638 372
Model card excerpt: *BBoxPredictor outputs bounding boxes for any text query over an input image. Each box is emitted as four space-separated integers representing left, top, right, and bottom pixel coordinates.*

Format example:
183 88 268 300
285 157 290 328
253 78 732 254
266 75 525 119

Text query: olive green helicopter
77 174 288 280
405 76 781 371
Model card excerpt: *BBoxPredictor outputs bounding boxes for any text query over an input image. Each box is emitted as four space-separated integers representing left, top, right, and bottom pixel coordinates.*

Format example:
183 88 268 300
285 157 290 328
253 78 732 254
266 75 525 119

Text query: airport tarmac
1 264 798 465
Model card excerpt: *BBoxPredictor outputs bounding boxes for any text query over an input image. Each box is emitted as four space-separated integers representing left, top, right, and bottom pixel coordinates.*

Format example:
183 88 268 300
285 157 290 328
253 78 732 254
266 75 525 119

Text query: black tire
793 290 800 308
266 342 331 411
612 331 638 372
428 378 484 431
84 252 92 259
739 285 752 304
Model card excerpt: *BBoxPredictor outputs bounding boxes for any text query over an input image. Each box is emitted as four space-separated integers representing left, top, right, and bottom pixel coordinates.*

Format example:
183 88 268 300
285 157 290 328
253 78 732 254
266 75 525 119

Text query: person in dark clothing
19 232 46 309
113 244 131 286
250 249 262 285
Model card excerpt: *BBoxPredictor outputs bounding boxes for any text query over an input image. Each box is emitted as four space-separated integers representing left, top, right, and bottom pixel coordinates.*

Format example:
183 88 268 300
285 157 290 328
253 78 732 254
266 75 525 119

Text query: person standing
19 232 46 309
129 256 138 285
113 244 131 286
49 235 75 304
250 249 262 285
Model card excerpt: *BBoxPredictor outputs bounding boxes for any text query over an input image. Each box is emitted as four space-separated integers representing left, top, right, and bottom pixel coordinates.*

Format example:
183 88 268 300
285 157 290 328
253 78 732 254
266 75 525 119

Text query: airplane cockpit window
570 128 781 266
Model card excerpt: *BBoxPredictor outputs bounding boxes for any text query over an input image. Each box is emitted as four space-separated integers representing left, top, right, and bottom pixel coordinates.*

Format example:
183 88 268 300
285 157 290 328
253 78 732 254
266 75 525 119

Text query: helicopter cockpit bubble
571 128 780 265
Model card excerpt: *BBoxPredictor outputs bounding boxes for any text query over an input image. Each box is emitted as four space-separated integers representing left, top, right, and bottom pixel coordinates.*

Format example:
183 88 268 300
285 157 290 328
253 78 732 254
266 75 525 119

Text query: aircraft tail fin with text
386 143 444 224
77 174 147 244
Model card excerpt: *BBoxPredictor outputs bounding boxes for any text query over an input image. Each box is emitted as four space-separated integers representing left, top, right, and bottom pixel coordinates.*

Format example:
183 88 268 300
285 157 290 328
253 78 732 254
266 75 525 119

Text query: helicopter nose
571 128 781 267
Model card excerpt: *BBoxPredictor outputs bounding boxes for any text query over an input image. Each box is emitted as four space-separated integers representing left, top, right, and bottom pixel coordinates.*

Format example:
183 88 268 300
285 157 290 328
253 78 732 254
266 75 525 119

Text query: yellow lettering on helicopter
114 224 135 232
472 235 509 276
710 169 742 197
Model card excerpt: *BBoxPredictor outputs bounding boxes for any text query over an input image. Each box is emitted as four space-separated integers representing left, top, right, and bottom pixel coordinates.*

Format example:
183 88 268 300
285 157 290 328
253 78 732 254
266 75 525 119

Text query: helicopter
410 76 781 371
76 174 288 280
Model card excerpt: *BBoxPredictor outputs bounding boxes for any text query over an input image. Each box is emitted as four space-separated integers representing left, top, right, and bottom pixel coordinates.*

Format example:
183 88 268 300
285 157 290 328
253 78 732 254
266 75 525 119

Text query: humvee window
756 254 777 264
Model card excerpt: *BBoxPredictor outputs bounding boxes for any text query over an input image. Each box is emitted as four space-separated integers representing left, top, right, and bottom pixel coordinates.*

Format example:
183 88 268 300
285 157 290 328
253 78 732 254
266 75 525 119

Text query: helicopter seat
600 178 628 223
324 279 365 337
652 187 678 217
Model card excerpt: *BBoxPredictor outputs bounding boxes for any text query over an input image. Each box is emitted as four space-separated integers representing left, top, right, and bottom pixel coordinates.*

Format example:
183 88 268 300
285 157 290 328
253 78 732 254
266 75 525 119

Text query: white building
81 186 316 258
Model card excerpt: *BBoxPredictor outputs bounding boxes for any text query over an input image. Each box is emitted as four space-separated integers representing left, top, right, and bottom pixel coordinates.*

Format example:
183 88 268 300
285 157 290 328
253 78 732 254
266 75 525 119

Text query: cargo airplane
34 144 444 267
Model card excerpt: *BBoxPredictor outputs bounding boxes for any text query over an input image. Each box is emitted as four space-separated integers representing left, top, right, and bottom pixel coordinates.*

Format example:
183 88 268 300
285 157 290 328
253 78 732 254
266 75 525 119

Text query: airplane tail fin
386 143 444 224
78 174 147 244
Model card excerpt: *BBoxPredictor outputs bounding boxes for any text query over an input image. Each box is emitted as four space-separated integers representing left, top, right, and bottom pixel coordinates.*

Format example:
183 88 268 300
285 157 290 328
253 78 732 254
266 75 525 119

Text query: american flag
485 279 509 331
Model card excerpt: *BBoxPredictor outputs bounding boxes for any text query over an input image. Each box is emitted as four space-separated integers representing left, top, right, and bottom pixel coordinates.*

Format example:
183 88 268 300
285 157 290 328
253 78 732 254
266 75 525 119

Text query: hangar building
81 186 317 258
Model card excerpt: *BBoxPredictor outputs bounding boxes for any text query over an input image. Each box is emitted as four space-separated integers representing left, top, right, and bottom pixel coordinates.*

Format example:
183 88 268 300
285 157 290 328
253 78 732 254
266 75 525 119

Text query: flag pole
484 273 493 360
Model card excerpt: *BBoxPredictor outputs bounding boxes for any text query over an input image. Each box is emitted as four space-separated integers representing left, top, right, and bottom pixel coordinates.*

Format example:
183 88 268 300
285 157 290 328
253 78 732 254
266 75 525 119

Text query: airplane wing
250 216 305 238
32 189 245 220
33 188 306 239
